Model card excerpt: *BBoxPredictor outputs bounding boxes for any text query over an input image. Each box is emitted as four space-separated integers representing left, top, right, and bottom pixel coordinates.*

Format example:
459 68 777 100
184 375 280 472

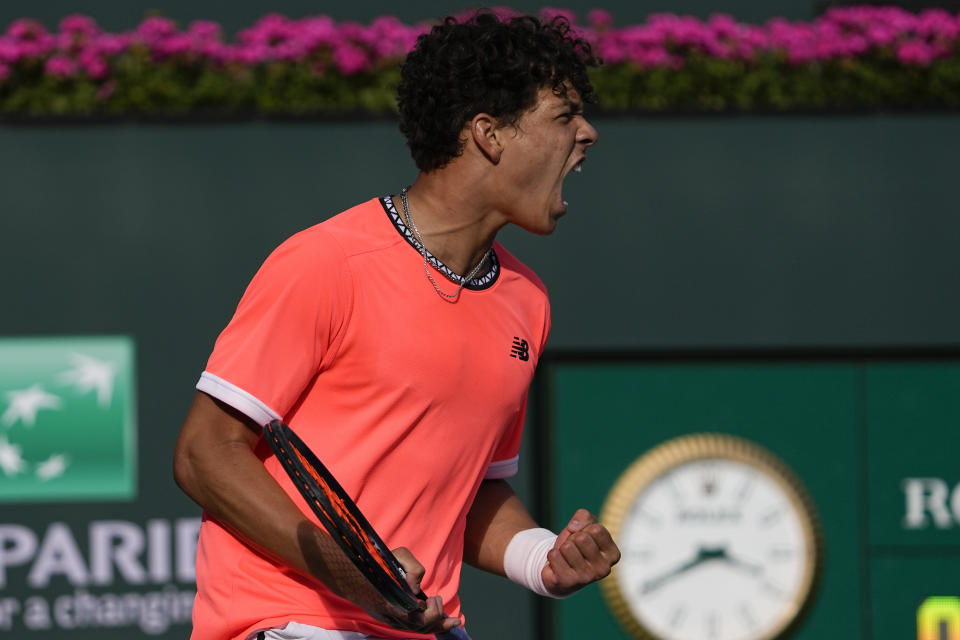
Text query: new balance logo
510 337 530 361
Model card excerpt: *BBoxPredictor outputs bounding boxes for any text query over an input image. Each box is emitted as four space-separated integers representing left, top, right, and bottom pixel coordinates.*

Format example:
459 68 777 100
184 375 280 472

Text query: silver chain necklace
400 187 491 301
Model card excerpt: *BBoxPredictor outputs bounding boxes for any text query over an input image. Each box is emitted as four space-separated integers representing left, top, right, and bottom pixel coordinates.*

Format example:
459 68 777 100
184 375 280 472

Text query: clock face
601 435 821 640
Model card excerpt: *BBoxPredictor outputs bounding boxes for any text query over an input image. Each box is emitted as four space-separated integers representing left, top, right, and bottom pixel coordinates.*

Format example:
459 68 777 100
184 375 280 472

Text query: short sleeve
484 393 527 479
196 226 353 425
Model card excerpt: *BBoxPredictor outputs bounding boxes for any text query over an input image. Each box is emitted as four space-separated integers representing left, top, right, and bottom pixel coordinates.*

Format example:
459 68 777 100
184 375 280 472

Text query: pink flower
199 40 230 62
333 42 369 74
931 41 954 59
879 7 917 33
82 57 108 79
135 16 178 43
594 36 627 64
2 9 953 88
627 44 682 69
587 9 613 29
702 37 735 60
366 15 420 58
768 20 821 63
231 43 269 65
740 26 770 50
734 42 759 61
272 40 309 62
6 18 47 40
620 23 665 47
44 55 78 78
18 33 56 58
298 15 339 49
59 14 100 37
337 21 365 42
239 13 296 47
708 13 740 39
787 43 818 64
6 20 56 58
651 14 712 48
896 40 934 66
916 9 959 39
866 24 897 47
188 20 222 41
79 49 108 79
842 35 870 57
92 34 130 57
0 37 22 63
452 7 519 23
152 33 194 58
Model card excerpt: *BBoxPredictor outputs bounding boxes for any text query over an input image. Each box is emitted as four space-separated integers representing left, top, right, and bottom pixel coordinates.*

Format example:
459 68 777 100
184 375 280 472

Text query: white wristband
503 527 566 599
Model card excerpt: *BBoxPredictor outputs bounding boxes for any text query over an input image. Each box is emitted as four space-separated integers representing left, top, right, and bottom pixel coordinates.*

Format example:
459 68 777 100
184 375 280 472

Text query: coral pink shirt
191 197 550 640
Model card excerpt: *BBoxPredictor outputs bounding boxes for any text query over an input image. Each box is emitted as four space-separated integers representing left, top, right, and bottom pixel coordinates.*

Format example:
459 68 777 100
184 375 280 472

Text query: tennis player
174 11 620 640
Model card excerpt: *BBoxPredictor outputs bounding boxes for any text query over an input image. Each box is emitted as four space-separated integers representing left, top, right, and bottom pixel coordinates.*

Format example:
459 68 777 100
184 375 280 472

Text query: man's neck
402 170 506 277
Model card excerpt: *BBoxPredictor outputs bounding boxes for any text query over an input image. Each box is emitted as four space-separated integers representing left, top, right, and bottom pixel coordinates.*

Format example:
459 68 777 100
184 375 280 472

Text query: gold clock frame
599 433 824 640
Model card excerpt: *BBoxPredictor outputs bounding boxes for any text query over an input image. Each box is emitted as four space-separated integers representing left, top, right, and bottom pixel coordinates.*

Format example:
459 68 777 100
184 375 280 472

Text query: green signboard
0 337 137 502
542 356 960 640
0 335 202 639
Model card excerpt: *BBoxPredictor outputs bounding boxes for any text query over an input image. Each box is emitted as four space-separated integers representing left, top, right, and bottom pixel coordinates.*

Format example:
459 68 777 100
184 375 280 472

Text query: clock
600 434 823 640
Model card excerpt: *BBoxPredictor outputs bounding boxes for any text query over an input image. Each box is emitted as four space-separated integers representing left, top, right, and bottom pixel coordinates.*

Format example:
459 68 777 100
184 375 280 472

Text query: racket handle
414 590 470 640
436 627 472 640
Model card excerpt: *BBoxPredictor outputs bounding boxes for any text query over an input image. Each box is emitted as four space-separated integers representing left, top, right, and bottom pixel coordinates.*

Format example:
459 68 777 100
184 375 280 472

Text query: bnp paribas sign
0 336 136 502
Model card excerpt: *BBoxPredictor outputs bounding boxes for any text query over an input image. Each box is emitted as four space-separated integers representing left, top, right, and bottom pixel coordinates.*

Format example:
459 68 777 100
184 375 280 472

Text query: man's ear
469 113 503 164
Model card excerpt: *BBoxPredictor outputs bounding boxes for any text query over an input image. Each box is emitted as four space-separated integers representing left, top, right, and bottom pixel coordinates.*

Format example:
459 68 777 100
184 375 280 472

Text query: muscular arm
464 479 620 596
173 392 331 580
172 391 457 633
463 479 538 574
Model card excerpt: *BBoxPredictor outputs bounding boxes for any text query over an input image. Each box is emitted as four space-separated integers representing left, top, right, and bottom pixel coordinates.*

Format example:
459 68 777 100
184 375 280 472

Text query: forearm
463 479 539 575
464 478 621 598
173 392 364 598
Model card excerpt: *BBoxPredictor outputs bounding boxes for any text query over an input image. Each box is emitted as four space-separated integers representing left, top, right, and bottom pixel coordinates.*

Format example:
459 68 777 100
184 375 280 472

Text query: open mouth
560 159 585 209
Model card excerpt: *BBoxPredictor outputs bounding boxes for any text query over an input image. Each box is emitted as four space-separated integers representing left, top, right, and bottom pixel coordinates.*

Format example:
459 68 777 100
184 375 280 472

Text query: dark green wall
0 0 817 35
4 116 958 350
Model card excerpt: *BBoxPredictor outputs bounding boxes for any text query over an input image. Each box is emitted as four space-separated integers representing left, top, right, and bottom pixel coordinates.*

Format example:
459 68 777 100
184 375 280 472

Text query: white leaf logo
1 385 62 427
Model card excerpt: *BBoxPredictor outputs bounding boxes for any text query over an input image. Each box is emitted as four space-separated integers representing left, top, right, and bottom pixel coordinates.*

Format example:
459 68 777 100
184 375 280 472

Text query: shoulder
264 198 396 269
311 197 400 256
493 242 549 300
492 242 552 348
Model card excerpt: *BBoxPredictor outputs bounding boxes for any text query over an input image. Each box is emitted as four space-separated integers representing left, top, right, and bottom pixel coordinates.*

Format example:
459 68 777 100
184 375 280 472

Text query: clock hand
715 548 764 577
640 546 726 594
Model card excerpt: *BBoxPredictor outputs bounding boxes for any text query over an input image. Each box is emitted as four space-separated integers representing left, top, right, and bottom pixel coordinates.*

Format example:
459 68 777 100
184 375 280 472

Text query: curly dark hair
397 12 600 173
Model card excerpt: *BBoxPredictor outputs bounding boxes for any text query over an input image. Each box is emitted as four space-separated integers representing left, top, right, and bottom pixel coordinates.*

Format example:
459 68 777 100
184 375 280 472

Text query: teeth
563 200 569 206
573 162 583 173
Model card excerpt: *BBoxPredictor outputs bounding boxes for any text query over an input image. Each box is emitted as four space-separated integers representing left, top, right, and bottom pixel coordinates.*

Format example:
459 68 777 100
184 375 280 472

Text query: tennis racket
263 420 471 640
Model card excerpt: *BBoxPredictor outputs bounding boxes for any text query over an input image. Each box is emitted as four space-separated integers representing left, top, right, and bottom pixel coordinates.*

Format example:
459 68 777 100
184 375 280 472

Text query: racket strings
290 447 406 589
265 424 418 613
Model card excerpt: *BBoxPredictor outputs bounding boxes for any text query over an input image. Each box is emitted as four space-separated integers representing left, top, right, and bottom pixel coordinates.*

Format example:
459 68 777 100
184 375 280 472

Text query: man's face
493 85 598 235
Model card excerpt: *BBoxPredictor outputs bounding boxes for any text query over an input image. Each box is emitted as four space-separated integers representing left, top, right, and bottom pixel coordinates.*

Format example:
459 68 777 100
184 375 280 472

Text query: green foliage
1 49 958 119
589 55 960 113
0 53 403 119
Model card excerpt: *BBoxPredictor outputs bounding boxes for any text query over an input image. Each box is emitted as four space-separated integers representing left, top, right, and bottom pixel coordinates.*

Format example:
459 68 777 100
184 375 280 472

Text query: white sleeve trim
485 455 519 479
196 371 282 426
